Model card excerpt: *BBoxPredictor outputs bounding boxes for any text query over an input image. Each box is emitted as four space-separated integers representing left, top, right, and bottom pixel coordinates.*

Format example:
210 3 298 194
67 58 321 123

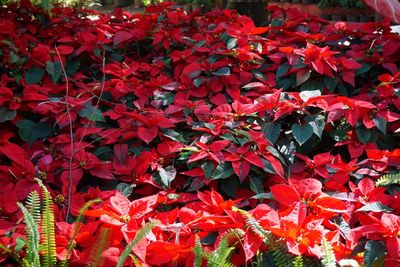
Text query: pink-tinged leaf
138 126 158 143
242 82 265 89
132 237 148 263
358 178 375 196
110 191 130 215
363 0 400 23
280 202 307 226
243 230 263 262
114 30 134 46
270 184 300 206
129 195 157 219
289 178 322 196
101 247 121 267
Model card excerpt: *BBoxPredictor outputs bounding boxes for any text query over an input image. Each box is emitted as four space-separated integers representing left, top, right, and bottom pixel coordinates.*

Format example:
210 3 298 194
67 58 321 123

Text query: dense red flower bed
0 1 399 266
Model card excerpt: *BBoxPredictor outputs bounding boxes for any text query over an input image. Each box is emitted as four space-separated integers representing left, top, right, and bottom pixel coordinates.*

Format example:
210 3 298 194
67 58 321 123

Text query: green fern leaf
17 202 40 267
193 235 204 267
117 221 158 267
206 229 243 267
36 179 56 267
60 198 102 267
321 238 336 267
233 207 294 267
375 172 400 187
292 255 303 267
26 191 41 225
88 227 111 267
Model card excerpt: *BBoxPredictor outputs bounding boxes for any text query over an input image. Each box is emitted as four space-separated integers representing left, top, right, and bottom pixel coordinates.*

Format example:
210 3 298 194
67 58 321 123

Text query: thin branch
55 46 74 222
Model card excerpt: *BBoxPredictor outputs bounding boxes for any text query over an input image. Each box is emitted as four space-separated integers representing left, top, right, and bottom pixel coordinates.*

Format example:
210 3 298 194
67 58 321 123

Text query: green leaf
212 66 231 76
201 162 214 178
364 241 386 267
373 117 387 134
251 193 273 200
162 128 187 143
226 38 237 50
250 176 264 194
65 59 80 76
26 67 45 84
158 166 176 188
356 202 392 213
116 183 136 197
221 177 239 198
292 123 314 145
46 61 62 83
323 76 338 92
276 63 290 79
212 161 234 179
305 114 326 138
15 237 26 253
193 77 203 88
10 51 21 65
296 69 311 86
78 102 105 122
0 107 17 122
261 122 281 144
355 125 371 144
17 120 52 143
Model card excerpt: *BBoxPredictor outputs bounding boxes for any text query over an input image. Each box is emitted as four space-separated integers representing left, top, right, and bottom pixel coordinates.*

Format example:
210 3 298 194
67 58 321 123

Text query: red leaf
137 126 158 143
114 30 134 46
56 45 75 55
146 242 191 265
232 160 250 183
244 152 265 169
0 143 35 172
314 197 348 212
270 184 300 206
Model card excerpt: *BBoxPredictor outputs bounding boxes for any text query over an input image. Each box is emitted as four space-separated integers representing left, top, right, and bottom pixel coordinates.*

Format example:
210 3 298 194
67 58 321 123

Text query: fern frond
233 207 294 267
193 235 204 267
321 238 336 267
303 256 322 267
26 191 41 225
60 198 102 267
292 255 303 267
206 228 243 267
375 172 400 187
88 227 111 267
36 179 56 267
116 221 158 267
129 254 143 266
0 243 30 267
17 202 40 267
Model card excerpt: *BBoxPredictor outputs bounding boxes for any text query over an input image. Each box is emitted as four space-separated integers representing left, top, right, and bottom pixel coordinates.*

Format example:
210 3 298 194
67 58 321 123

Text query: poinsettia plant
0 0 399 266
